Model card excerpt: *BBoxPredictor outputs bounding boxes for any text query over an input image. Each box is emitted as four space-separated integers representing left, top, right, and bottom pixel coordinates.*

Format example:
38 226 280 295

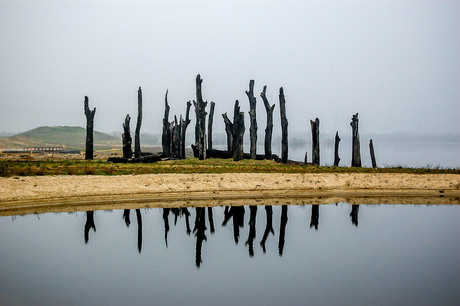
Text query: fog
1 0 459 138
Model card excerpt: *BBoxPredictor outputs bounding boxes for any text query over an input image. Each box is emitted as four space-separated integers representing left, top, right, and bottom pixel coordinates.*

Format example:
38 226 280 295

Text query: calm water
1 203 459 305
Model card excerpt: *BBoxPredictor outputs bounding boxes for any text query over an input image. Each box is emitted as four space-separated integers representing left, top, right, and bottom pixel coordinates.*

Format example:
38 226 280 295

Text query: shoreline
1 173 459 215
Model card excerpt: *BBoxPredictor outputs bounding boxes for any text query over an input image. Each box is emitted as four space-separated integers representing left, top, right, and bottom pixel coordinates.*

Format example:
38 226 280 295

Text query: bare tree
162 90 171 157
134 87 143 158
207 101 215 150
310 118 320 166
193 74 208 160
350 113 361 167
246 80 258 159
261 85 275 159
369 139 377 168
279 87 288 163
122 114 132 158
84 96 96 160
334 131 341 167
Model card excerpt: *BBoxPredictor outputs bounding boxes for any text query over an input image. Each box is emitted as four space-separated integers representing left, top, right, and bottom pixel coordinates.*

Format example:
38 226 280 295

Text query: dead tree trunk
350 113 362 167
122 114 132 158
172 116 181 158
84 96 96 160
279 87 288 164
334 131 341 167
207 101 215 150
261 85 275 159
193 74 208 160
134 87 143 158
369 139 377 168
246 80 258 159
232 100 245 161
310 118 320 166
180 101 192 159
222 113 233 151
162 90 171 157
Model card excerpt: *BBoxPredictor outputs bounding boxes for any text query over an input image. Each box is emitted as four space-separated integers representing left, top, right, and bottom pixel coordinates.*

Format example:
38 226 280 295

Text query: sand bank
1 173 459 215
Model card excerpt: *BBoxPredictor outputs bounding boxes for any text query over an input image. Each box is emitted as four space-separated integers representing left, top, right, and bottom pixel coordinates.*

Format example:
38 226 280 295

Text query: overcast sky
0 0 459 137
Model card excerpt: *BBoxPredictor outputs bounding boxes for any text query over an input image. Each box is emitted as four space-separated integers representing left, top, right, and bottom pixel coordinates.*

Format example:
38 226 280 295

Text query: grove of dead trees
95 74 378 167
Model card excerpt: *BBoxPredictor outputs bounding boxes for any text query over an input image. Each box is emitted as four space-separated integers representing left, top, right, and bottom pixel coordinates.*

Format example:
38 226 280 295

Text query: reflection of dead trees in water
163 208 170 247
136 209 142 253
260 206 274 254
350 205 359 227
122 209 143 253
245 206 257 257
207 207 215 234
193 207 207 268
310 205 319 230
123 209 131 227
222 206 245 244
84 211 96 244
278 205 288 256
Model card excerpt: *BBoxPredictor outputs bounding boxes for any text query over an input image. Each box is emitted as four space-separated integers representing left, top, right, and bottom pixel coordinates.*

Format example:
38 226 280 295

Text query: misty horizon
1 0 459 139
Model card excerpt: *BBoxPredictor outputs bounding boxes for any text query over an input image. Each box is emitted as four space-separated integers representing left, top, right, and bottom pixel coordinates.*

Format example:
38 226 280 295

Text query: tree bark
350 113 362 167
207 101 215 150
369 139 377 168
222 113 233 151
246 80 258 159
279 87 288 164
193 74 208 160
162 90 171 157
172 116 181 158
84 96 96 160
261 85 275 160
181 101 192 159
134 87 143 158
310 118 320 166
122 114 132 159
334 131 341 167
232 100 245 161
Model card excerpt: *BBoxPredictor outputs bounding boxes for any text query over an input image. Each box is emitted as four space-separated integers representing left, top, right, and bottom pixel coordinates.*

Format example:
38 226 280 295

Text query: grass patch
0 158 459 177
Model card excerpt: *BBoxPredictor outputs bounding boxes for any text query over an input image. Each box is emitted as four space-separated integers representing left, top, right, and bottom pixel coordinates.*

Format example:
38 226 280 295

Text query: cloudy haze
1 0 459 137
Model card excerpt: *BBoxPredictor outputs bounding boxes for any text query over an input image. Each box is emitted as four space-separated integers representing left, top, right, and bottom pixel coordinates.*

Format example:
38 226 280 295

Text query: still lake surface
1 203 459 305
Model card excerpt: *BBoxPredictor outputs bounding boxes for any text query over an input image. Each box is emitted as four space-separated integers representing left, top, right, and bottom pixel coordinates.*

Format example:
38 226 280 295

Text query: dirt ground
1 172 459 216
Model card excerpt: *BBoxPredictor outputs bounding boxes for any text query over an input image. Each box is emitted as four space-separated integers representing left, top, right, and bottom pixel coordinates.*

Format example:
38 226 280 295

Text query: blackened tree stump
261 85 275 160
84 96 96 160
122 114 132 159
279 87 288 164
350 113 362 167
310 118 320 166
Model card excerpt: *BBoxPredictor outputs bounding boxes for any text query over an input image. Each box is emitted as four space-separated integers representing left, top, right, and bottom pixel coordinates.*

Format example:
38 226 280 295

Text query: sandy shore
1 173 459 215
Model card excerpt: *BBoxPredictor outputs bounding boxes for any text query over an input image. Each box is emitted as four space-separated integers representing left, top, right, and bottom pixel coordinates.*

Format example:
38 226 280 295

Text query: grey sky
0 0 459 137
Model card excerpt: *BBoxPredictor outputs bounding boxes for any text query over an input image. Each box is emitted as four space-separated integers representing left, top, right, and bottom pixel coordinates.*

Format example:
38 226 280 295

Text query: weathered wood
222 112 233 151
334 131 341 167
134 87 143 158
107 153 163 163
369 139 377 168
310 118 320 166
207 101 215 150
181 101 192 159
162 90 171 157
84 96 96 160
232 100 245 161
172 116 181 158
279 87 288 164
246 80 258 159
122 114 132 159
350 113 362 167
193 74 208 160
261 85 275 159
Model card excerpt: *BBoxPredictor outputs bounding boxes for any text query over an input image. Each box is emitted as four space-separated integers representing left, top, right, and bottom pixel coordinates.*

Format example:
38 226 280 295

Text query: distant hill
0 126 119 150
